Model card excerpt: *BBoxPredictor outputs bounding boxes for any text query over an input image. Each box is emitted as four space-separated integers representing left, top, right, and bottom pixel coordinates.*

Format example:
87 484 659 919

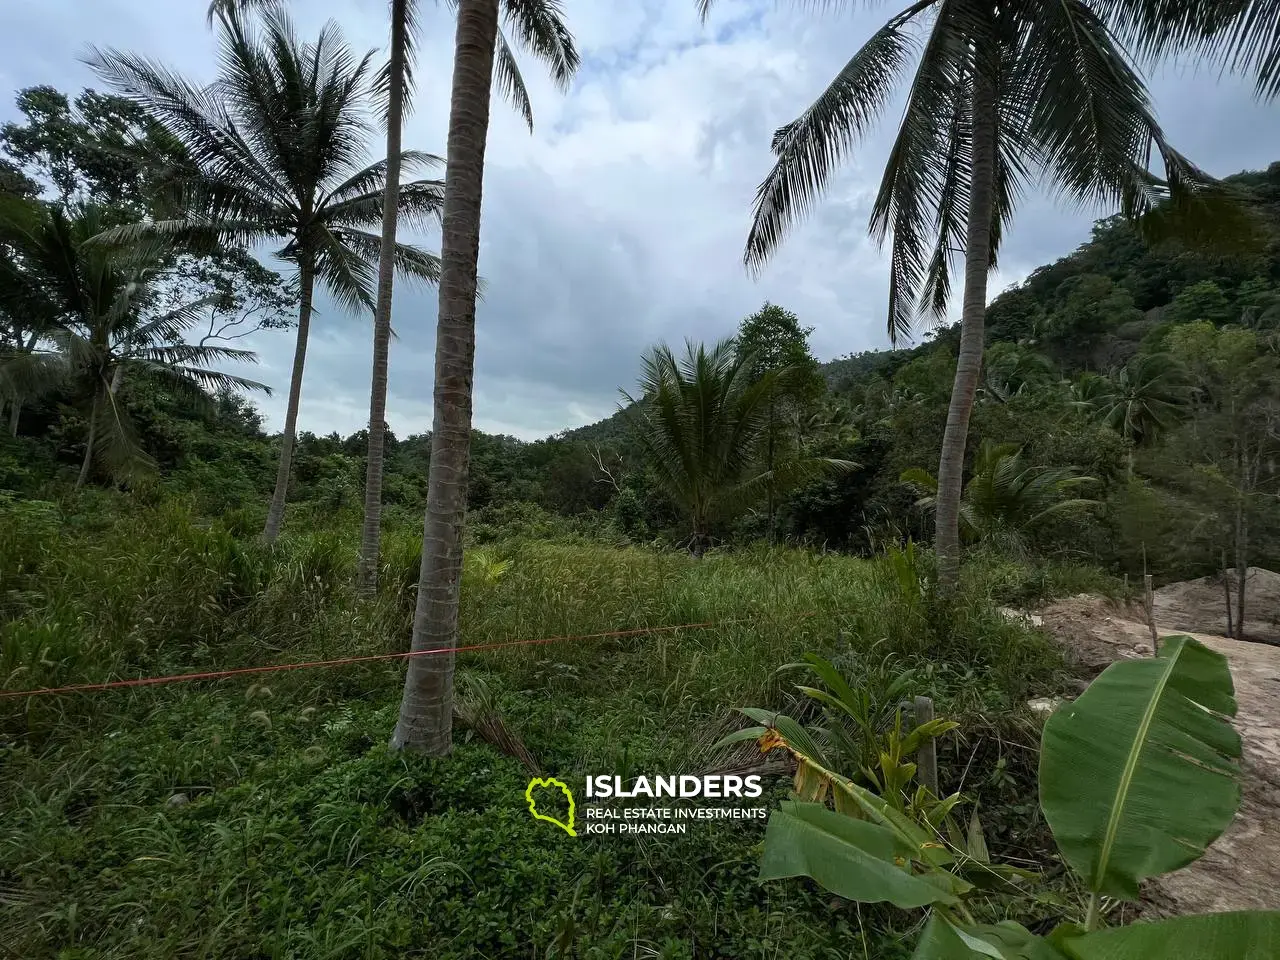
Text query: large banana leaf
912 914 1068 959
758 800 957 908
1062 911 1280 960
1039 634 1241 900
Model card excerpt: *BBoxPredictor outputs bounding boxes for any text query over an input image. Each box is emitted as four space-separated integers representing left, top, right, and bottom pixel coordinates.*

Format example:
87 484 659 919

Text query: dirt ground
1035 584 1280 917
1152 567 1280 644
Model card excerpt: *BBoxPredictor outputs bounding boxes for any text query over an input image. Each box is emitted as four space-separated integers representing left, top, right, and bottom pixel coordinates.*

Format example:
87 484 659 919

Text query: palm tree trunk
263 257 316 544
357 0 409 597
1234 440 1248 639
934 69 998 591
9 331 38 438
391 0 499 755
766 400 776 542
77 388 102 489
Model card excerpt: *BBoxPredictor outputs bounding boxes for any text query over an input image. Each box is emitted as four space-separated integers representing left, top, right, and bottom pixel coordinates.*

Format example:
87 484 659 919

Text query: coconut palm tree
209 0 544 594
86 5 444 541
901 440 1097 558
0 201 268 486
1097 352 1190 454
698 0 1211 588
980 342 1057 403
621 339 855 556
390 0 578 756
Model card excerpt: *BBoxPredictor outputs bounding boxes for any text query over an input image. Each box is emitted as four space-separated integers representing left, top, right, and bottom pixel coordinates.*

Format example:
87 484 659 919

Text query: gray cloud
2 0 1277 440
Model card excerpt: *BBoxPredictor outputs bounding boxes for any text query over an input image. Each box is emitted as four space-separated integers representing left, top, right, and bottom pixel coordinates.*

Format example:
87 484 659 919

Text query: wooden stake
1143 573 1158 655
914 695 938 796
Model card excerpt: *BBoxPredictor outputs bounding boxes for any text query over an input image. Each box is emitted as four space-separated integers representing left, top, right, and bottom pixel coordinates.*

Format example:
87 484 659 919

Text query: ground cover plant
1 494 1074 958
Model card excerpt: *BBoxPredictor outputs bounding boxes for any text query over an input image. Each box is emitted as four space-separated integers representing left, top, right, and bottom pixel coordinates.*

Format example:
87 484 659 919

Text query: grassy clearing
1 495 1076 958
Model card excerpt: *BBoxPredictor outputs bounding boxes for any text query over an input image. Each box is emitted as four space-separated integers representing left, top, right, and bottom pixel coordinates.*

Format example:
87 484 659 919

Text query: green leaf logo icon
525 777 576 836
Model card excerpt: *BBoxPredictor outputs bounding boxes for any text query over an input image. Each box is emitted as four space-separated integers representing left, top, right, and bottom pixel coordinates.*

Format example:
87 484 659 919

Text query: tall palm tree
356 0 544 595
87 5 444 541
698 0 1210 588
391 0 578 756
0 201 268 486
622 339 855 555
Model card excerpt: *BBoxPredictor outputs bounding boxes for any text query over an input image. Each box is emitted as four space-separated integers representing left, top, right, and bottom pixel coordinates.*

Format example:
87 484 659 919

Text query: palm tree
207 1 543 591
1099 352 1189 445
901 440 1097 558
1075 352 1189 474
0 201 268 486
390 0 578 756
698 0 1210 588
621 339 855 556
86 5 444 541
979 342 1057 403
356 0 545 595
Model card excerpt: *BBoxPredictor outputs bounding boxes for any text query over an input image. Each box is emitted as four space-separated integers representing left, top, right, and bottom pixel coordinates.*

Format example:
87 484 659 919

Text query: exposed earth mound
1152 567 1280 645
1034 584 1280 917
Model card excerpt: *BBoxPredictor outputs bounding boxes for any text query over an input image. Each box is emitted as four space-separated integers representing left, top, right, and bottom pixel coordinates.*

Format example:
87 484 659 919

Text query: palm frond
311 228 377 313
206 0 283 26
95 378 157 483
744 2 931 274
869 0 979 342
494 27 535 131
320 151 442 208
129 357 271 396
501 0 581 91
325 177 445 232
1096 0 1280 100
331 228 441 286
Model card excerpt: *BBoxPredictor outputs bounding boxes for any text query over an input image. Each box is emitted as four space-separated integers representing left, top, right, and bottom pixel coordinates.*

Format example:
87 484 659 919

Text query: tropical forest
3 0 1280 957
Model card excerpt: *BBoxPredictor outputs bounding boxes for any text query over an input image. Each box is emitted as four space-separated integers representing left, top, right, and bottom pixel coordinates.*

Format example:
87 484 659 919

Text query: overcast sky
3 0 1278 440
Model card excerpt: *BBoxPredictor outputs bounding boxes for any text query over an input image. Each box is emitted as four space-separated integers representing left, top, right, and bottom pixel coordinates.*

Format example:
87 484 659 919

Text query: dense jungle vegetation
4 0 1280 957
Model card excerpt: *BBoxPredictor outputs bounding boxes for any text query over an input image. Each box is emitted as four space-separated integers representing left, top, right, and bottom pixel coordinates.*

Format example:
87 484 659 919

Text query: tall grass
0 496 1070 958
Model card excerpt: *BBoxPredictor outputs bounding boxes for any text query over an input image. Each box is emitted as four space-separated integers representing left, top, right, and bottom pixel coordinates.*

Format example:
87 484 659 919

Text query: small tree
901 440 1097 558
736 302 826 540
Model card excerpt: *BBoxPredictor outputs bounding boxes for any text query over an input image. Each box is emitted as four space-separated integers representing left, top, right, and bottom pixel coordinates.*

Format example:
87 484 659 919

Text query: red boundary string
0 618 753 700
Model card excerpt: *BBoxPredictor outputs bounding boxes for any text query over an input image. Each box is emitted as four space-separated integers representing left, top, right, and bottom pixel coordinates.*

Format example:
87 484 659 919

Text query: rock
1153 567 1280 644
1027 697 1064 716
997 607 1044 628
166 793 190 808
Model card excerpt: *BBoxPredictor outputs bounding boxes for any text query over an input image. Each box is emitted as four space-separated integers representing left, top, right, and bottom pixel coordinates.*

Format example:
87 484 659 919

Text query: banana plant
738 635 1280 958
